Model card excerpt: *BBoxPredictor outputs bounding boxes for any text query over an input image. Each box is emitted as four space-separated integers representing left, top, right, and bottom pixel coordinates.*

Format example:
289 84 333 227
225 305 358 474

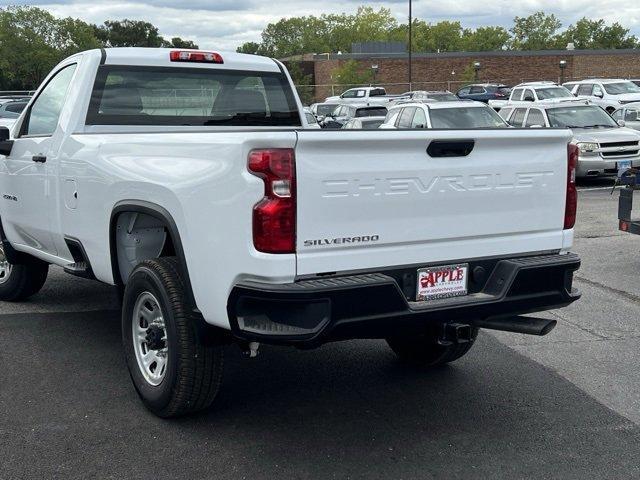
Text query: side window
499 107 513 120
625 109 640 121
355 90 366 98
411 108 427 128
23 64 77 136
523 89 535 101
577 84 593 96
458 87 470 96
384 109 401 126
511 89 524 101
397 107 416 128
510 108 527 127
469 86 485 94
342 90 357 99
525 109 545 127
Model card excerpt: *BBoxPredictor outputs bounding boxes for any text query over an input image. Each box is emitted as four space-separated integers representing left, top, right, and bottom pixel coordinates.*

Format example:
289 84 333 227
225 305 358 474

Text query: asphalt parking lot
2 178 640 479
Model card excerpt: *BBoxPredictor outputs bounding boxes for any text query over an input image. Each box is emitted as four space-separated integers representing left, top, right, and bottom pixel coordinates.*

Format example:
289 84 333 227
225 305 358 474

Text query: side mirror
524 96 534 102
618 119 627 127
595 92 604 99
0 126 12 156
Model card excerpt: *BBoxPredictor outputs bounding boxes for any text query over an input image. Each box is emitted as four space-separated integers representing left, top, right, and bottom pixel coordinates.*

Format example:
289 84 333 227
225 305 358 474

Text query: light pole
473 62 481 82
408 0 412 91
559 60 567 84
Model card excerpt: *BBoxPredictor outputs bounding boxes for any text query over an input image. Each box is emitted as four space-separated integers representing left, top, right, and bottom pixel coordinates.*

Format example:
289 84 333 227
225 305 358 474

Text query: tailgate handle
427 140 475 158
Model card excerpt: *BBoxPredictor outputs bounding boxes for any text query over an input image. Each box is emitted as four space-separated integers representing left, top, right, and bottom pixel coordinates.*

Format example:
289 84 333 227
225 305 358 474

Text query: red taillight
248 149 296 254
169 50 223 64
565 143 578 229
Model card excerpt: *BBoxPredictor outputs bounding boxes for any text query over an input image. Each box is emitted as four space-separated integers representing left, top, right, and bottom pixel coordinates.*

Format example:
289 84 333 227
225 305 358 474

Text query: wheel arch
109 200 196 309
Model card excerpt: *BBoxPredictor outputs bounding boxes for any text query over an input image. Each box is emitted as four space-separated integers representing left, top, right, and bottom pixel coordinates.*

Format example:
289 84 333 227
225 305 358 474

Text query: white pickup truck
0 48 581 418
324 86 400 106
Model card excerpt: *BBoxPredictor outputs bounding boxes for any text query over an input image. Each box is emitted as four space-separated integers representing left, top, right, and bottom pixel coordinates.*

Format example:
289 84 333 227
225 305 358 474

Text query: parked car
0 100 28 118
309 102 340 123
321 104 388 129
342 116 386 129
500 101 640 177
380 101 509 129
612 102 640 131
0 47 581 419
566 79 640 113
324 86 400 106
490 82 574 110
456 84 511 103
395 90 459 103
303 108 321 129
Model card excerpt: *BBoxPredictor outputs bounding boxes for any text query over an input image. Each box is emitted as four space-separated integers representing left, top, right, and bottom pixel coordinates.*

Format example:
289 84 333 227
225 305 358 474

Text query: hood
572 126 640 143
615 93 640 103
325 95 341 103
0 117 15 129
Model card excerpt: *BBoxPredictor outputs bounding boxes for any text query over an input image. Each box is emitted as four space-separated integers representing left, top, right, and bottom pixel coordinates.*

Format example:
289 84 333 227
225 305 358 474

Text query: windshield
305 112 318 125
317 104 337 115
536 87 574 100
428 93 459 102
356 107 387 117
430 106 507 128
547 106 618 128
603 82 640 95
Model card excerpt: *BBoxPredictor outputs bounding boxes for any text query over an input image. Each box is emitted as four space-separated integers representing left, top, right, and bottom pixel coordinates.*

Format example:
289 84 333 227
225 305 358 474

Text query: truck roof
91 47 281 72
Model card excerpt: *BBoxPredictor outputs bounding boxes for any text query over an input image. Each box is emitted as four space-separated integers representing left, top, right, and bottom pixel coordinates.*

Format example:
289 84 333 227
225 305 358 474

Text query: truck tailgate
294 129 573 276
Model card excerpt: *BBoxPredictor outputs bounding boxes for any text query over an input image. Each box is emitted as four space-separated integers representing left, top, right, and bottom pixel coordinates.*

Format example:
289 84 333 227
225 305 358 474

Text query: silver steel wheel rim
132 291 168 386
0 245 12 285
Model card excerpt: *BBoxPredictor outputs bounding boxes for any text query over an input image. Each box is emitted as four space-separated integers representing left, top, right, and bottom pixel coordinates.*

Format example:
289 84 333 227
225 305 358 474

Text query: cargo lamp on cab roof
169 50 224 64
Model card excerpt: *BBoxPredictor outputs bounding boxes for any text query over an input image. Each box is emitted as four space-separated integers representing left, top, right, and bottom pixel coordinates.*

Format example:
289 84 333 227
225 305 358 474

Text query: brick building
284 49 640 102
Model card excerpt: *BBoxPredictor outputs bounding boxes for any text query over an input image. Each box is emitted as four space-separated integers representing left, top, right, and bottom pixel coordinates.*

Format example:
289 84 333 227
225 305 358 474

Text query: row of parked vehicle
0 95 32 128
306 79 640 178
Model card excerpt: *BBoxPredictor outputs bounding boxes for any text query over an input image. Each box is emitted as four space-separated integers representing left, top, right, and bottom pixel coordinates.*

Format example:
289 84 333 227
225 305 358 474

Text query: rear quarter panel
59 130 298 328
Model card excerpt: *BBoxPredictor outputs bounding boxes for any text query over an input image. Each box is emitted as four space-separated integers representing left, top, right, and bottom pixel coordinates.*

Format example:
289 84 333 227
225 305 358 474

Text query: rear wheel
0 245 49 301
386 326 478 367
122 257 223 418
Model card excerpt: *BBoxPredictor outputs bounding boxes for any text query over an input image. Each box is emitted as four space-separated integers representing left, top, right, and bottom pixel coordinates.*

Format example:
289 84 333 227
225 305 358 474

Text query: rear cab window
86 65 301 127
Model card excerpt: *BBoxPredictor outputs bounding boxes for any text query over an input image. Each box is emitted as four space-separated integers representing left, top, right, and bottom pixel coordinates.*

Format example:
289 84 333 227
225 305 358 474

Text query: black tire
122 257 223 418
386 326 478 367
0 250 49 302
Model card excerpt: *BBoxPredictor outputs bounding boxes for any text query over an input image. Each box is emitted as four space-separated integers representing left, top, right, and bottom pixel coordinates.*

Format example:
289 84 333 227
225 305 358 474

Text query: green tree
237 41 263 55
510 11 562 50
331 60 373 87
0 6 100 89
286 61 314 105
555 18 638 49
94 19 165 47
462 26 510 51
164 37 198 49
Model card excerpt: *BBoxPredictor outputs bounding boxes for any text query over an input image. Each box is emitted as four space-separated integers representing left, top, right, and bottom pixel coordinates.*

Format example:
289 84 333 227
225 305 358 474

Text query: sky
3 0 640 51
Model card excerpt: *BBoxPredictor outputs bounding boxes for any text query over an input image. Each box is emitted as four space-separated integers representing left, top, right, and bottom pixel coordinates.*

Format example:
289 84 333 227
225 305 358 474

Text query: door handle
32 155 46 163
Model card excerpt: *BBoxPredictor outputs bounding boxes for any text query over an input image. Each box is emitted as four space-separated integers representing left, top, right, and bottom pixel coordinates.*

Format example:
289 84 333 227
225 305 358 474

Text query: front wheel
0 245 49 302
122 257 223 418
386 326 478 367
